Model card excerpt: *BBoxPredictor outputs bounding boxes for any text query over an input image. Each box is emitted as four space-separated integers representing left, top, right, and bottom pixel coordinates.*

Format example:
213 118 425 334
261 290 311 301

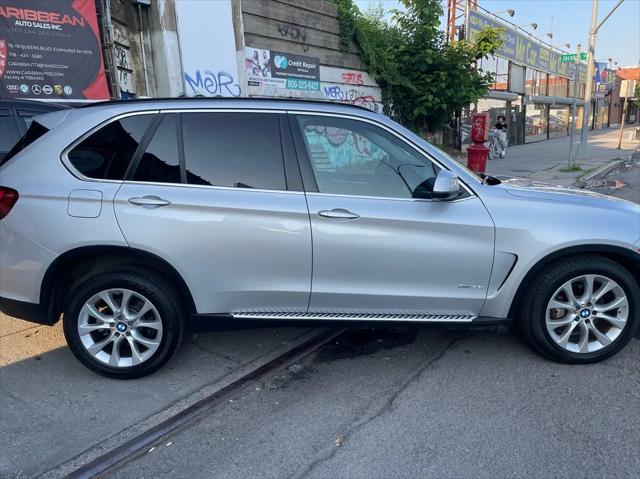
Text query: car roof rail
77 96 377 113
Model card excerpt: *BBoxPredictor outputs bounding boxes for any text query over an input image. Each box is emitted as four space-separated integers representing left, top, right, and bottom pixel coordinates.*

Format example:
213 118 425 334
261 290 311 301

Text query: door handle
318 208 360 220
128 196 172 208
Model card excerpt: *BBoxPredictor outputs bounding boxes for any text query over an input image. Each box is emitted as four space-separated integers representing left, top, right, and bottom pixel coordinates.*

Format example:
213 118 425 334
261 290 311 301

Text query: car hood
501 179 635 208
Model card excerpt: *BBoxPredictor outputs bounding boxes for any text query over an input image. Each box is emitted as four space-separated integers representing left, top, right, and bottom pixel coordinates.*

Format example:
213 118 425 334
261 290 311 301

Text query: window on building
548 75 569 97
525 68 548 96
182 112 286 190
480 56 509 91
68 114 154 180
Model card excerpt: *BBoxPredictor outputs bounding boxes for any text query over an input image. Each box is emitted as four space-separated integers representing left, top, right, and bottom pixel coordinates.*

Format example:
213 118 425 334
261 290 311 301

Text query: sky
354 0 640 68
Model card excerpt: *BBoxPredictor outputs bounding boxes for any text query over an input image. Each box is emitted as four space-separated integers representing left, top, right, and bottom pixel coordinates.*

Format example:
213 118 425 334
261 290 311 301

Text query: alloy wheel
545 274 628 354
77 288 163 368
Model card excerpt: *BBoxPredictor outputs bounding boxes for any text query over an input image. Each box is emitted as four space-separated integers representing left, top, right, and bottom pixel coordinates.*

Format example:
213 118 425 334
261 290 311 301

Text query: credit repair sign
0 0 110 100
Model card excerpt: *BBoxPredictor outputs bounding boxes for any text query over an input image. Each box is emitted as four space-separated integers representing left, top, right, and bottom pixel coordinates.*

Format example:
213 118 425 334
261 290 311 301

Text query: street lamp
534 32 554 42
494 9 516 17
517 22 538 31
576 0 626 161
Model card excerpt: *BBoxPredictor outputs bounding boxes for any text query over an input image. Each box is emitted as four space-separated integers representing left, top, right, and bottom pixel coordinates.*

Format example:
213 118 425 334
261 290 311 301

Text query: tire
63 268 185 379
520 255 639 363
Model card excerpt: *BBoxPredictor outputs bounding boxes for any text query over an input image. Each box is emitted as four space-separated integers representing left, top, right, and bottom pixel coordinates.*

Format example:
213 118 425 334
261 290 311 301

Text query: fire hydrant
467 113 490 173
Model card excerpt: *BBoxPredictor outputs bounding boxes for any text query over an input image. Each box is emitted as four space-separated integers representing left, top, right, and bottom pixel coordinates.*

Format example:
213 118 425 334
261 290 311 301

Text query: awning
524 95 585 106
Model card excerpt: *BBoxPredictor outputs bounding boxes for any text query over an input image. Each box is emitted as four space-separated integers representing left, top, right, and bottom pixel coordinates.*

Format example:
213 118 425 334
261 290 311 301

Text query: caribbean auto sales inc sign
0 0 109 100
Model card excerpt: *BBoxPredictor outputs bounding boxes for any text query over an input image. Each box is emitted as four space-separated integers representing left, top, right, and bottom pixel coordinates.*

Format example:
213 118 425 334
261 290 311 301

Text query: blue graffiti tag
184 70 241 97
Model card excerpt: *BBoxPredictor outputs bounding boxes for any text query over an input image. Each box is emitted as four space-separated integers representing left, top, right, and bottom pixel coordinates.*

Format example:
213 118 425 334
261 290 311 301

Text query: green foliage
331 0 503 134
635 83 640 108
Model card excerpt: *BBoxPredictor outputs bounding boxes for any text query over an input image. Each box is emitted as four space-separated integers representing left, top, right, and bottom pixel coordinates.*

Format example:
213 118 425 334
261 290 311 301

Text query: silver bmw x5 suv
0 99 638 378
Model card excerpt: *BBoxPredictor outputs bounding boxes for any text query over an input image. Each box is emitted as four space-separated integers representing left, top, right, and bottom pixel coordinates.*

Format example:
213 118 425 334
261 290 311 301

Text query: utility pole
617 98 628 149
575 0 598 161
568 44 581 167
575 0 626 160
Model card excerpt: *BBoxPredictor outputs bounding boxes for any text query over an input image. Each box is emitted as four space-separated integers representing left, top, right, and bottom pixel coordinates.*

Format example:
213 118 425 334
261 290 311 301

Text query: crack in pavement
290 334 471 479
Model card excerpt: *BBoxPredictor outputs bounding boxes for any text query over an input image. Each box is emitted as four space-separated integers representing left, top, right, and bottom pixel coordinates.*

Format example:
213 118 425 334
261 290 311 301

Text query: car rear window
0 120 50 167
67 114 154 180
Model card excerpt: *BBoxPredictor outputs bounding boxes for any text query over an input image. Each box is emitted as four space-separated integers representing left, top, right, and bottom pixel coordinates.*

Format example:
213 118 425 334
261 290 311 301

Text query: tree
333 0 503 135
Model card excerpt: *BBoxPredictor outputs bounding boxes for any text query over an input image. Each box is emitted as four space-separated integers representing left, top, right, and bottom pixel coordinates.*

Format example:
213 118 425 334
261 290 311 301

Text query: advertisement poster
270 50 320 91
245 47 320 92
245 47 286 91
176 0 242 97
0 0 109 100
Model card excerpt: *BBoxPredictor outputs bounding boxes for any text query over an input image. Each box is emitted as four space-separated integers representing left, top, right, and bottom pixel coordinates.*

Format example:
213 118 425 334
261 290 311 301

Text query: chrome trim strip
232 312 476 322
120 180 305 195
305 191 474 204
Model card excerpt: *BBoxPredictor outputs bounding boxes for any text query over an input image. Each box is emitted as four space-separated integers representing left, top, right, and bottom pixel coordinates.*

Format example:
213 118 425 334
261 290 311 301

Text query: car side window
17 108 48 132
0 108 16 155
295 115 439 199
68 114 154 180
182 112 286 190
133 114 181 184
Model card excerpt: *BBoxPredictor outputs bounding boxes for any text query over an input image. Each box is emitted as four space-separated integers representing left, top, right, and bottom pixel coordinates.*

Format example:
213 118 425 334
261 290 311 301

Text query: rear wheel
520 256 639 363
63 269 185 378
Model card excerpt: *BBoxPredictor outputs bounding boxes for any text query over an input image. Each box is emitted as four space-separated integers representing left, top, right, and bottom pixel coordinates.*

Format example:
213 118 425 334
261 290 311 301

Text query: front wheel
520 256 639 363
487 141 496 160
63 269 185 379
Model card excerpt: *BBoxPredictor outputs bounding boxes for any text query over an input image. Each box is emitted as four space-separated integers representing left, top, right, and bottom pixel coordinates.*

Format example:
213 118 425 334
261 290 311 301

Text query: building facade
462 9 618 148
0 0 382 111
102 0 383 111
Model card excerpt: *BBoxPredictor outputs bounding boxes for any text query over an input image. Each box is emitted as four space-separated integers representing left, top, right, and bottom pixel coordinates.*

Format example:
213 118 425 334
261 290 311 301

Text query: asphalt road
111 328 640 479
110 159 640 479
2 157 638 478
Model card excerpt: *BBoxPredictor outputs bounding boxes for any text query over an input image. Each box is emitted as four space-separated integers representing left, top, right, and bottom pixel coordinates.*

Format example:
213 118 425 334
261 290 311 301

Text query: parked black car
0 100 70 161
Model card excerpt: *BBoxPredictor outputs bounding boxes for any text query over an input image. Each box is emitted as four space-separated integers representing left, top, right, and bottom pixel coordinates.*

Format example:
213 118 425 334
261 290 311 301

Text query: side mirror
431 170 461 200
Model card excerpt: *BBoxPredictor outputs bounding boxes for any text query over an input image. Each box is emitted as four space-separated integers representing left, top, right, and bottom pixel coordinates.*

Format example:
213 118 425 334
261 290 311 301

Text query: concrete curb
579 158 625 184
41 328 338 479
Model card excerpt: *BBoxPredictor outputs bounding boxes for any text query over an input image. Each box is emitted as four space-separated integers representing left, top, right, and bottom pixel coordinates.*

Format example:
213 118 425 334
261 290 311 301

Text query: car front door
113 111 312 315
290 113 495 317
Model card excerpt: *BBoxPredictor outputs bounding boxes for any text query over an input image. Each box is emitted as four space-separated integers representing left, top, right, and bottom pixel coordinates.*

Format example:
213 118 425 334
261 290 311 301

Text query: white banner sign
175 0 242 97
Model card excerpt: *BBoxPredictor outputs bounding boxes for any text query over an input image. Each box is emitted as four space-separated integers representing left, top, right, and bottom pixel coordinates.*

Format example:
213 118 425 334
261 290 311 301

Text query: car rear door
290 113 495 318
114 110 312 315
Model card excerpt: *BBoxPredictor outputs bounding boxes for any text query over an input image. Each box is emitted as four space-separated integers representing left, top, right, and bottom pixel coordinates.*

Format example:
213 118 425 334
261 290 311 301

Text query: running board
231 312 477 323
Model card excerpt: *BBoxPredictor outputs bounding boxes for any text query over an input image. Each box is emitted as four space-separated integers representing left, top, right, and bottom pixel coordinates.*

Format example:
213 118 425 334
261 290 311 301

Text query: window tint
133 114 181 183
296 115 438 199
1 119 49 167
182 112 286 190
68 114 153 180
18 109 49 131
0 108 15 154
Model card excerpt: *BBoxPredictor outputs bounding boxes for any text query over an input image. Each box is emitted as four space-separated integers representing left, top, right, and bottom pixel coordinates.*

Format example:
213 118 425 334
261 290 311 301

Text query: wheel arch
507 244 640 319
40 245 197 325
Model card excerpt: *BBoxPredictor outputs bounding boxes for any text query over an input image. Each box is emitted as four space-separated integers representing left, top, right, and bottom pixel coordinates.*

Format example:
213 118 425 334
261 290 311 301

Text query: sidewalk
482 127 640 186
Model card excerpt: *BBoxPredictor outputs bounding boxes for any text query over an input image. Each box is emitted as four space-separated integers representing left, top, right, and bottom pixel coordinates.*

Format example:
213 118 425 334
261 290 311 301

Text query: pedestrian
494 115 508 158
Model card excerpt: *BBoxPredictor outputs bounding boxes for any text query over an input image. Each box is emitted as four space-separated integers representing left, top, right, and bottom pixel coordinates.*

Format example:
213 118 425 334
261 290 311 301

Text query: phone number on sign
286 79 320 91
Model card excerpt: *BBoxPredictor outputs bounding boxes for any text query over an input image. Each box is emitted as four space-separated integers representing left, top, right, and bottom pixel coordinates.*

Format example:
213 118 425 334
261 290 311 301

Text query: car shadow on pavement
0 315 316 478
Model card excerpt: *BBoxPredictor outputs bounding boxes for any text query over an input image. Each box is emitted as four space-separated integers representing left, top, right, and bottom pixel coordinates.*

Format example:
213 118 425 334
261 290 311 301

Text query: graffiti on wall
277 23 308 52
341 71 364 85
115 43 135 95
184 70 241 97
175 0 242 97
322 85 379 112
